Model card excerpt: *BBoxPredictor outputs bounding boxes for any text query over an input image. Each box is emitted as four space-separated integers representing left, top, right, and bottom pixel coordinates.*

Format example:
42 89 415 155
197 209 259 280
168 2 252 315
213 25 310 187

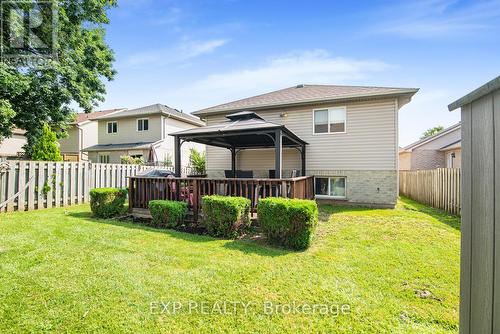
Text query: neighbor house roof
83 142 154 152
193 84 419 116
448 75 500 111
402 122 461 152
439 140 461 151
73 109 125 124
95 103 205 126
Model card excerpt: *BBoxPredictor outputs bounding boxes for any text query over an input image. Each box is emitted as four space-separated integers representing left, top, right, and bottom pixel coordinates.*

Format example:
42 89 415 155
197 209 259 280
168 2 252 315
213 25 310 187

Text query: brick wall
410 149 445 170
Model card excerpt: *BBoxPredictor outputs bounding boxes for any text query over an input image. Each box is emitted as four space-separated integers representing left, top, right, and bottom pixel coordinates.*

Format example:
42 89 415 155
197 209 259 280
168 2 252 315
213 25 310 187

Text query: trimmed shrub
202 195 251 238
89 188 128 218
257 198 318 250
149 200 188 228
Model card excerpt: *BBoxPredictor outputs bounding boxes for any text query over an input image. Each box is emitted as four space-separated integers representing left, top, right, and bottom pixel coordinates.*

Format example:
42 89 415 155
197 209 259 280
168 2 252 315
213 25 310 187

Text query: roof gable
95 103 204 126
193 84 418 116
403 122 461 151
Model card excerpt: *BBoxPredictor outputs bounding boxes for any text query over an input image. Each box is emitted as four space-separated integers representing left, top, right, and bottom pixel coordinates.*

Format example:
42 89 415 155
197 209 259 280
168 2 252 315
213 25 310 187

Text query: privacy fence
0 161 184 213
399 168 461 216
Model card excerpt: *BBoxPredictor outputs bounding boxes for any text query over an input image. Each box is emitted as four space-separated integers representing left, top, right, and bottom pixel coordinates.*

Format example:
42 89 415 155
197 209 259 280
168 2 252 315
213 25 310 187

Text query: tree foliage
421 126 444 139
30 123 63 161
0 0 116 157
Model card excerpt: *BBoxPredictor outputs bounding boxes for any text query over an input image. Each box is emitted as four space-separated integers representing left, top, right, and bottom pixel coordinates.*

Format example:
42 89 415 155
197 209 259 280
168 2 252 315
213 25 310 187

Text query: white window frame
312 106 347 135
314 176 347 199
99 154 110 164
137 118 149 132
107 121 118 134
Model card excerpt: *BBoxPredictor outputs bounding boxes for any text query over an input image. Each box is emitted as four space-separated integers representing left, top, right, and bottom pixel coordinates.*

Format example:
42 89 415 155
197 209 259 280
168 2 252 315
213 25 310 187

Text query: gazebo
170 111 308 179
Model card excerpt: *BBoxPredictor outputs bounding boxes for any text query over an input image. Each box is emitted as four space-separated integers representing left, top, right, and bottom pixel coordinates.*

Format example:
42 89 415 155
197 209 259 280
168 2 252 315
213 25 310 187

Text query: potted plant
188 149 207 178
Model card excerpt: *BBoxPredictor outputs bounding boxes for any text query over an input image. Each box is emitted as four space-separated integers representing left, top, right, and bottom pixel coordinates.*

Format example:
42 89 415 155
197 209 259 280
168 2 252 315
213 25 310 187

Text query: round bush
257 198 318 250
149 200 188 229
89 188 128 218
202 195 251 238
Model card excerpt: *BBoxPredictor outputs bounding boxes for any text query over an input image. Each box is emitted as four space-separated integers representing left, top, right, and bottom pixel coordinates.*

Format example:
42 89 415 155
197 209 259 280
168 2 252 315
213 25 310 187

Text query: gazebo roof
170 111 307 149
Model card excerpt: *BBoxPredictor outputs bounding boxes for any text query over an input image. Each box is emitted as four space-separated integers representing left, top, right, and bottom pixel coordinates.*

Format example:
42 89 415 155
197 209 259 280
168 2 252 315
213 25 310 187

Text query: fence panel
399 168 461 215
0 161 170 213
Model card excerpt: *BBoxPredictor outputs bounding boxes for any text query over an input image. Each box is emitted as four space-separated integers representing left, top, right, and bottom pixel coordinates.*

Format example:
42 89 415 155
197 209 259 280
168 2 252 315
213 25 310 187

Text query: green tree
31 123 63 161
0 0 116 157
421 126 444 139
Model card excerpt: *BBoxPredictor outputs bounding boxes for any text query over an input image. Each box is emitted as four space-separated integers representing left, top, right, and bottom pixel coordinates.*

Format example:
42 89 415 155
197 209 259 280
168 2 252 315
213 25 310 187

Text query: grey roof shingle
193 84 419 116
96 103 205 126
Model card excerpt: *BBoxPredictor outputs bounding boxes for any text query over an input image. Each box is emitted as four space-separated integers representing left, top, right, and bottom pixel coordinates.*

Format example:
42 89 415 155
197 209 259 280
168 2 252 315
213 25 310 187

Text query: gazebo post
301 144 306 176
275 129 282 179
174 135 181 177
231 147 236 177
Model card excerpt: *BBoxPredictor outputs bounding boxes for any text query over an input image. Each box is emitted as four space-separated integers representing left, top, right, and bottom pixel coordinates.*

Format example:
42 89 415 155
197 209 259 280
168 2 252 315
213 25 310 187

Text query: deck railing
128 176 315 220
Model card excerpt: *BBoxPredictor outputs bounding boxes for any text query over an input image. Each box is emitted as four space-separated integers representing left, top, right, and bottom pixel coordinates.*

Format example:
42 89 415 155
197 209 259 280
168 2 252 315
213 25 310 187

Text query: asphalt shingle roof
193 84 418 116
96 104 204 126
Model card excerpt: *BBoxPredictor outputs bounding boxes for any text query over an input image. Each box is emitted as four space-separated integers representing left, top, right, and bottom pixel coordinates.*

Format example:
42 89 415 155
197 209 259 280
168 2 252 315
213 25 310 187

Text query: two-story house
188 84 418 207
83 104 205 165
59 109 125 161
399 122 461 170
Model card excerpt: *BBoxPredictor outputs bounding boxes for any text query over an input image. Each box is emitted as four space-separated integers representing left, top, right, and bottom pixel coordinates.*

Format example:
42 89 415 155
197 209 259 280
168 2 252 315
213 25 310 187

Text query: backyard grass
0 197 460 333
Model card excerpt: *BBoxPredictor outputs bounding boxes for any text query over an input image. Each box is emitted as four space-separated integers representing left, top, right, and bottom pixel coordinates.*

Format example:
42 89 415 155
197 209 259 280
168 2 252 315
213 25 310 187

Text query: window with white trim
107 121 117 134
99 154 110 163
137 118 149 132
313 107 346 134
315 176 346 198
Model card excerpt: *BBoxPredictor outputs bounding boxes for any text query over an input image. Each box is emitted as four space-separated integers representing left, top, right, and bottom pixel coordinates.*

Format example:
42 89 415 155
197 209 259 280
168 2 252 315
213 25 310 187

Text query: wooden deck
128 176 315 220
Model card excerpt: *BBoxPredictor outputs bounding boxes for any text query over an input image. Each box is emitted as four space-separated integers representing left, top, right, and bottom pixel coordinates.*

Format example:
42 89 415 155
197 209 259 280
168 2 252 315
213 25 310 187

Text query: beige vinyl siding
98 115 162 144
205 98 397 172
59 126 80 154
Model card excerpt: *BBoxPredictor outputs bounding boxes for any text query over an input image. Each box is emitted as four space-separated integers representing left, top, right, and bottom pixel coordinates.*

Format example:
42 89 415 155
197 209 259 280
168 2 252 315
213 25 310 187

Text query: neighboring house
399 122 461 170
59 109 125 161
192 84 418 207
0 129 27 159
83 104 205 165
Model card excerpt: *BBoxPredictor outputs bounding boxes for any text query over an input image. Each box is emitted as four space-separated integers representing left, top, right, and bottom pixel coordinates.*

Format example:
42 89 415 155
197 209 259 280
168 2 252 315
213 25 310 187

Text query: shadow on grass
67 211 291 256
398 196 461 231
67 211 215 243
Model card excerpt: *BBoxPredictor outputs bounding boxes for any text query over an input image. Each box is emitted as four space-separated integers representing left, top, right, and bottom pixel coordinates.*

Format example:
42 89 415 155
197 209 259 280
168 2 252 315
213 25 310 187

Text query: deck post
275 129 282 179
231 147 236 177
174 135 181 177
301 144 306 176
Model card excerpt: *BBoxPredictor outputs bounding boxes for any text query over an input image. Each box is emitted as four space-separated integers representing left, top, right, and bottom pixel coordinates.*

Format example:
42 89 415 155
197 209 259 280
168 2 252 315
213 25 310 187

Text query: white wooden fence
0 161 171 213
399 168 461 215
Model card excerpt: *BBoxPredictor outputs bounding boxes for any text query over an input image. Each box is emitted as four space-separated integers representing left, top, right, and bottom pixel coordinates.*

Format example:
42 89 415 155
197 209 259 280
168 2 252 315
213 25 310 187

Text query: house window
107 121 117 134
99 154 110 163
315 176 346 198
137 118 149 132
313 107 346 134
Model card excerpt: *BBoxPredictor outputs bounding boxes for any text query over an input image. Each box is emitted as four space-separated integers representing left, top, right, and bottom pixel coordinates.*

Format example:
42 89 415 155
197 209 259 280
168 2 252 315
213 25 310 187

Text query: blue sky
98 0 500 146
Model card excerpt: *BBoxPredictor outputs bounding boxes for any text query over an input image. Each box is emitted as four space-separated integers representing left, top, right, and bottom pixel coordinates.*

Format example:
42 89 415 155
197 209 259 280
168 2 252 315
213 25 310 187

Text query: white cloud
374 0 500 38
125 38 229 67
168 50 391 111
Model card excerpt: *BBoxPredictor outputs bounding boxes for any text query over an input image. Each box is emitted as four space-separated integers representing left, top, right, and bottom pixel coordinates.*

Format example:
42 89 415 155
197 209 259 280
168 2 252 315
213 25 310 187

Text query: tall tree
0 0 116 157
421 126 444 139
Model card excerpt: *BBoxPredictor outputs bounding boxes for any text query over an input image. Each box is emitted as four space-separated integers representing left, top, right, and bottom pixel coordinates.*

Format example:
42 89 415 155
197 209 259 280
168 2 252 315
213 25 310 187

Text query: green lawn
0 197 460 333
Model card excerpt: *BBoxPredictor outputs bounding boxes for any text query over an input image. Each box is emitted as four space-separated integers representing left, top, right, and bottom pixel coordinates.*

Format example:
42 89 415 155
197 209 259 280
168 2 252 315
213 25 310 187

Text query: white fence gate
0 161 169 213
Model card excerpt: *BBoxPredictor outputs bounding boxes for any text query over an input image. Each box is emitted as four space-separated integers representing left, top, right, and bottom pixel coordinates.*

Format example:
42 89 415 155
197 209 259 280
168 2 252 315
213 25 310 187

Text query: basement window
315 176 346 199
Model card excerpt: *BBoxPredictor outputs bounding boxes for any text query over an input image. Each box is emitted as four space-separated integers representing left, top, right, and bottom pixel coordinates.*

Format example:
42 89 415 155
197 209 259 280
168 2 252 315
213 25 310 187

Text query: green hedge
149 200 188 228
202 195 251 238
89 188 128 218
257 198 318 250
